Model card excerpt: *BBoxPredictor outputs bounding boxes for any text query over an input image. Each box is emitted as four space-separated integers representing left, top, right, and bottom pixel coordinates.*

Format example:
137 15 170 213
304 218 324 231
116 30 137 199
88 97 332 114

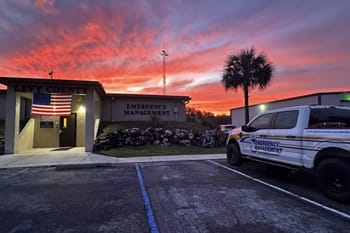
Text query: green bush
99 120 212 134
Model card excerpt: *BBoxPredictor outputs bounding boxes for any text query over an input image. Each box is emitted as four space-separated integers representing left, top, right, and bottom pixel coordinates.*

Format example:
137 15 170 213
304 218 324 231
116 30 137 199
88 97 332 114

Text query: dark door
59 114 77 147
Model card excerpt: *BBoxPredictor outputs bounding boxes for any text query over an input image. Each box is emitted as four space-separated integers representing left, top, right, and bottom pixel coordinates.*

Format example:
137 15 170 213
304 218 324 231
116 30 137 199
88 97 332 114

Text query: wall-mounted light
259 104 266 112
78 106 86 113
346 94 350 101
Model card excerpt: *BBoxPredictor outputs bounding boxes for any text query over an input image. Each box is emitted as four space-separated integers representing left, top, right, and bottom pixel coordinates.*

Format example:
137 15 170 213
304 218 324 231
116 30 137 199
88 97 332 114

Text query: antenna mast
160 43 168 95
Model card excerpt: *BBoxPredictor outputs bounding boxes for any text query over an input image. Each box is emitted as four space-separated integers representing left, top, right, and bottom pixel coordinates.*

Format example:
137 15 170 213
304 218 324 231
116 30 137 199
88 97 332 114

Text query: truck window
249 113 273 129
308 108 350 129
273 110 298 129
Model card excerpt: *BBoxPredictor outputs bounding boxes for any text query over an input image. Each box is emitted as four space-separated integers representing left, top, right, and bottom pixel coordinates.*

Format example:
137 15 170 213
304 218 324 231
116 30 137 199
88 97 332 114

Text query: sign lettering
124 103 170 116
251 139 283 154
14 85 87 94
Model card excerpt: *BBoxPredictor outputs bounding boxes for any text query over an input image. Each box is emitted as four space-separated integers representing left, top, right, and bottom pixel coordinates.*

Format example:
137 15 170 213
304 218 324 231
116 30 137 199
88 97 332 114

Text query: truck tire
227 143 242 166
315 158 350 203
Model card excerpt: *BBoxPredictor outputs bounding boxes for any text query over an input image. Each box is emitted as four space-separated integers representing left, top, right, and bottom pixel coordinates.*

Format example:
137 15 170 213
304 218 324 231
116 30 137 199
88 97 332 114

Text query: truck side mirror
241 125 257 132
241 125 250 132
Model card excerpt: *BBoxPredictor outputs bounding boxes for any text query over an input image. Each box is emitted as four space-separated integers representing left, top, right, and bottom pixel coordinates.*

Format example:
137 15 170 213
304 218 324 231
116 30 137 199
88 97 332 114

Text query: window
249 113 273 129
274 110 298 129
308 108 350 129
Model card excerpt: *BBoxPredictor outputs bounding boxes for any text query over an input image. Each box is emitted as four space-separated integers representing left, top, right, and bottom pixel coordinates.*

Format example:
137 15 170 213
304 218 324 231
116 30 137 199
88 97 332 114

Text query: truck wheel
316 158 350 203
227 143 241 166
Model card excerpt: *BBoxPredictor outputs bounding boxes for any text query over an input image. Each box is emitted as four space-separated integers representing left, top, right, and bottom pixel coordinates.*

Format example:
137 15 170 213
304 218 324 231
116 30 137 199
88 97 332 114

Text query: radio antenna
160 43 168 95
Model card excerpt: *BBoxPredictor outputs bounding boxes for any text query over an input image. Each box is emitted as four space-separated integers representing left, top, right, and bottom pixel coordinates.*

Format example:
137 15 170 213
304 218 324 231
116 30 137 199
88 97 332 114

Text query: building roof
0 77 191 102
230 91 350 111
108 93 191 102
0 77 106 96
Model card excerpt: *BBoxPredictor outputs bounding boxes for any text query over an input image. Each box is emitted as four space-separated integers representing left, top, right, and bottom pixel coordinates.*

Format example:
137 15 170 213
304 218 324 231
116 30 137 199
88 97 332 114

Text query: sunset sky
1 0 350 115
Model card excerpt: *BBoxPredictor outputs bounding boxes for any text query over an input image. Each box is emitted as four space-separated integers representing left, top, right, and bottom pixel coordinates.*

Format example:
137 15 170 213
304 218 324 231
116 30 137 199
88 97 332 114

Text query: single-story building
230 91 350 127
0 77 190 154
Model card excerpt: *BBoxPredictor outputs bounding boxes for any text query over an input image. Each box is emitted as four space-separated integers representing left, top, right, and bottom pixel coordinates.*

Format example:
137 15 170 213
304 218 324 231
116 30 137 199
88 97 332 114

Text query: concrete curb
54 163 115 170
0 153 227 169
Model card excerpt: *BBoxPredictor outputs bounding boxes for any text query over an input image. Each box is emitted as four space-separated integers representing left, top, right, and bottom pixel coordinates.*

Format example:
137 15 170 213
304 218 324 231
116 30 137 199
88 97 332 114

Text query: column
4 86 18 154
85 88 95 152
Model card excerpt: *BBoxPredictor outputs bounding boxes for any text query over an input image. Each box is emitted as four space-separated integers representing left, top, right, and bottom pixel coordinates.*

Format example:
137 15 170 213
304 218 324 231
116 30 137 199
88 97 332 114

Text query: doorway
59 113 77 147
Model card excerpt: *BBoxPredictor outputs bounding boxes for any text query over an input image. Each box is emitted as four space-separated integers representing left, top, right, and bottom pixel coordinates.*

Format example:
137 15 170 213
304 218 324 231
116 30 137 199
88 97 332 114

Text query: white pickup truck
226 105 350 202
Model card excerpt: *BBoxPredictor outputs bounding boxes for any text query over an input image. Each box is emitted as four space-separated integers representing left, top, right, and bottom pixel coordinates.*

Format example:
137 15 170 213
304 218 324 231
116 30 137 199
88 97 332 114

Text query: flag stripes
32 93 72 116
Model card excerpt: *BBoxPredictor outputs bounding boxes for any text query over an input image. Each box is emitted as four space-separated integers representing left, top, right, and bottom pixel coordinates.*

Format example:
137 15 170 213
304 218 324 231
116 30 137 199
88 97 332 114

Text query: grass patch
98 145 226 157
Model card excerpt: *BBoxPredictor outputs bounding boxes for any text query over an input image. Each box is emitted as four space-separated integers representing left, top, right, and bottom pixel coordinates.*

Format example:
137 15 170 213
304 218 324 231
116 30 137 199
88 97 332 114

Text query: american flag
32 93 72 116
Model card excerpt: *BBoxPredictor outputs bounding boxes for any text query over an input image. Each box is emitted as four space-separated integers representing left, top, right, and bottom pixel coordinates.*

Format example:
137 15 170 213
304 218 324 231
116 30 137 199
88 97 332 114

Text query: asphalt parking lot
0 160 349 233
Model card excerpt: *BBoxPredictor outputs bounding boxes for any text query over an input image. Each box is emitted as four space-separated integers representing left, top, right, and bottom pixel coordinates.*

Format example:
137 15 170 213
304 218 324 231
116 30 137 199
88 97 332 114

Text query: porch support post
4 86 19 154
85 88 95 152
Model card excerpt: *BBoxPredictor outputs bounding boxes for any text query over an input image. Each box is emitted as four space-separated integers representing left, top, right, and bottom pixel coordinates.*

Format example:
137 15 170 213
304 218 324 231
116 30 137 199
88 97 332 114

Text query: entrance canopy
0 77 105 154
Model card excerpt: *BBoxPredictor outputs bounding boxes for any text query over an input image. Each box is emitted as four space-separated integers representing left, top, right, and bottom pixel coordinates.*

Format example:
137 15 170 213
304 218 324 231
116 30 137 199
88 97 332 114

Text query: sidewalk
0 148 226 169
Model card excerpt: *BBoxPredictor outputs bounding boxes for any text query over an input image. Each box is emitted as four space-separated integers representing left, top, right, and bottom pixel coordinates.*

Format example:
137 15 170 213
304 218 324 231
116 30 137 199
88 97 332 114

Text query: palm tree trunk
244 85 249 124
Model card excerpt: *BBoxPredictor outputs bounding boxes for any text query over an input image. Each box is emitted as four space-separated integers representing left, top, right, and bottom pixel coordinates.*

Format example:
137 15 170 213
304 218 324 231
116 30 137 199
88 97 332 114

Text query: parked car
219 124 236 134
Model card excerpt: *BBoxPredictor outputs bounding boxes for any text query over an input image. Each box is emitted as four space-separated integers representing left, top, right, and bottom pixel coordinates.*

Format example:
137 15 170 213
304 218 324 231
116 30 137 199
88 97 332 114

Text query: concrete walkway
0 147 226 169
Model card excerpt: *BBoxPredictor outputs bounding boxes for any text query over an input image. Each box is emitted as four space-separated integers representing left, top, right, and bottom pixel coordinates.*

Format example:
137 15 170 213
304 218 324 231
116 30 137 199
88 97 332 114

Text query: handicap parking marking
207 160 350 221
135 163 160 233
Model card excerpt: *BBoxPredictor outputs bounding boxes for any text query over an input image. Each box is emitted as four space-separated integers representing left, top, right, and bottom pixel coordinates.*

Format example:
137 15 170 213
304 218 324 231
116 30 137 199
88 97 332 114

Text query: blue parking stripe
135 163 160 233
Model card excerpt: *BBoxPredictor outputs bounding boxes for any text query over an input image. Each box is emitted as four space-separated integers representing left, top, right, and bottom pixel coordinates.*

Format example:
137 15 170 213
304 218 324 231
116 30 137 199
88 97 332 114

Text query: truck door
268 110 303 166
240 112 274 158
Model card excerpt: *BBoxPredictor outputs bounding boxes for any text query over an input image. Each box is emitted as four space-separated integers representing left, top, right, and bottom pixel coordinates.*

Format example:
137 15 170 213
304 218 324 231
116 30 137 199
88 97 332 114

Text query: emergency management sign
251 139 283 155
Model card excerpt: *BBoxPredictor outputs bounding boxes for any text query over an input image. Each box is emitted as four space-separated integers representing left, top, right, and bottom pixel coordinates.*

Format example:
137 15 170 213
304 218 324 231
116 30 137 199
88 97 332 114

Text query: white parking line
208 160 350 221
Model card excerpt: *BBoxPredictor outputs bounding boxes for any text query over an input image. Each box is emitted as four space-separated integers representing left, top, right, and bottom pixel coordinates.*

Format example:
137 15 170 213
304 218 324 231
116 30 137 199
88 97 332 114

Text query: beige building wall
17 119 35 151
94 91 101 138
33 116 60 148
71 94 86 147
102 96 187 122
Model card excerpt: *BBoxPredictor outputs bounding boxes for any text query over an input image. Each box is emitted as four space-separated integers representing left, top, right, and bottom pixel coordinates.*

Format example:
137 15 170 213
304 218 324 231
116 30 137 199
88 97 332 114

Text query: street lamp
160 49 168 95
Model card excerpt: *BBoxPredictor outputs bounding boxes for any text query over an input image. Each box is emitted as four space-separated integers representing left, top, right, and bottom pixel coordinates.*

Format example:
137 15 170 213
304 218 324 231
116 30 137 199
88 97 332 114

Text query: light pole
160 49 168 95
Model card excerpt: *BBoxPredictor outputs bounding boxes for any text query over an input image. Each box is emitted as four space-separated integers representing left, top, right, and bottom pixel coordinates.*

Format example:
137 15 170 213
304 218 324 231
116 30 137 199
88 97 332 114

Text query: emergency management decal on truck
239 136 283 155
251 139 283 155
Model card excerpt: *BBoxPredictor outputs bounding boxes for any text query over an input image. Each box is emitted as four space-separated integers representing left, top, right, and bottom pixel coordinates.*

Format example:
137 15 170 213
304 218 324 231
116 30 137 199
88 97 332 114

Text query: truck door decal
251 139 283 155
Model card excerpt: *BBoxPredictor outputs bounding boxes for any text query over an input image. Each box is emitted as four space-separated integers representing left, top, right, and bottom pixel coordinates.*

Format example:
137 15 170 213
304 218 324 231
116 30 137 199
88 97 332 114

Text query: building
230 92 350 127
102 93 189 122
0 77 190 154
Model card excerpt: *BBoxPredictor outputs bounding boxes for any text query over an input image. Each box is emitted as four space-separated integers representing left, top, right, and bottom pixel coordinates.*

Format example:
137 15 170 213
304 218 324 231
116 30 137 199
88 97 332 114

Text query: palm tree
222 47 274 124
